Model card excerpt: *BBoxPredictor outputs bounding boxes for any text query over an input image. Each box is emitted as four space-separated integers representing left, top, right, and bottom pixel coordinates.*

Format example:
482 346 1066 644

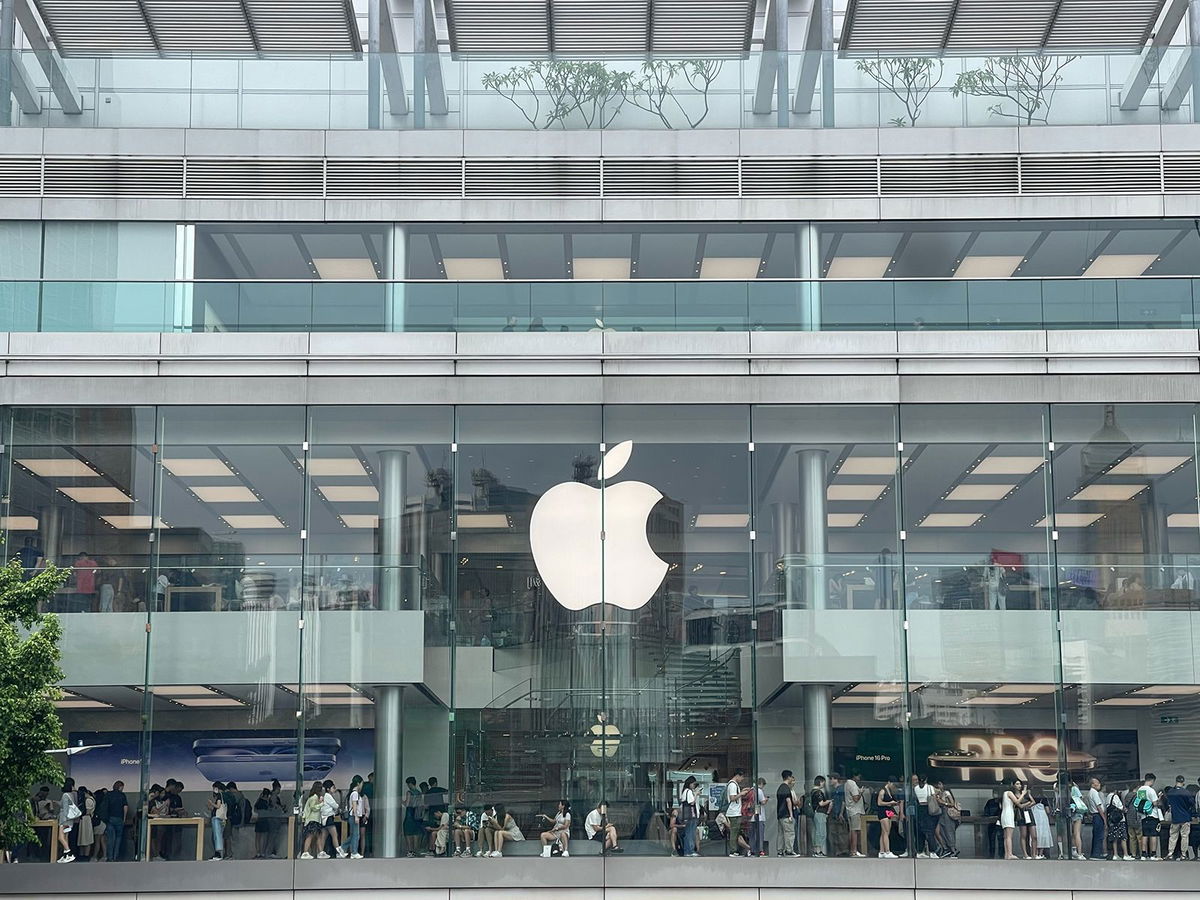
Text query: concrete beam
1120 0 1188 110
8 45 41 114
377 0 409 116
419 0 447 116
12 0 80 115
791 0 827 115
752 0 780 115
1161 45 1193 109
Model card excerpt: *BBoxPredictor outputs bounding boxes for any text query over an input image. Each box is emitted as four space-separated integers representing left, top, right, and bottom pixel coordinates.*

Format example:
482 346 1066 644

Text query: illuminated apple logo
529 441 668 611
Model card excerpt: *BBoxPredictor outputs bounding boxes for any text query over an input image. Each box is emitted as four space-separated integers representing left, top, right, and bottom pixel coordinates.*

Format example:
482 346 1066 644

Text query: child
452 805 475 857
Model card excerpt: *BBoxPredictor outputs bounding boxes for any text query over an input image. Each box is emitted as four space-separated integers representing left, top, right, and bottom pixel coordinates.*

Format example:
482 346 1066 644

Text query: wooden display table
145 816 205 861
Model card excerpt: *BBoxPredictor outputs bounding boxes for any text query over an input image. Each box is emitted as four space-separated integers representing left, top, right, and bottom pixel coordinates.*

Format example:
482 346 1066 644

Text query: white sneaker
57 854 74 864
299 852 314 859
317 851 331 859
853 851 866 858
541 847 551 858
351 853 364 859
491 851 502 857
561 851 569 857
916 852 929 859
336 847 349 859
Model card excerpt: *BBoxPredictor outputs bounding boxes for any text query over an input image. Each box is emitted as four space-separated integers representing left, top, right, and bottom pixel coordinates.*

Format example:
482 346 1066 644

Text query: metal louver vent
1021 154 1162 194
945 0 1057 51
43 157 183 197
445 0 550 53
650 0 754 54
604 159 739 197
326 160 464 199
465 160 601 198
840 0 956 53
1045 0 1164 50
553 0 648 53
1163 155 1200 193
140 0 258 53
0 157 42 197
245 0 361 54
33 0 160 55
881 155 1019 195
184 159 325 199
741 157 878 196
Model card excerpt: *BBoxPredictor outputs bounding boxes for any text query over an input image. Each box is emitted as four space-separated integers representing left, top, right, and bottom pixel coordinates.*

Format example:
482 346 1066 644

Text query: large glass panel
144 407 305 865
899 404 1063 861
301 406 454 861
753 405 907 860
451 406 602 858
1050 404 1200 863
602 406 751 855
2 407 156 863
0 222 41 330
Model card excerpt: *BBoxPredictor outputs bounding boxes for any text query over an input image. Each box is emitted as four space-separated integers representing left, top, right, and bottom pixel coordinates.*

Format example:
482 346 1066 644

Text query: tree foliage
951 55 1078 125
482 58 723 130
855 57 943 127
0 558 71 851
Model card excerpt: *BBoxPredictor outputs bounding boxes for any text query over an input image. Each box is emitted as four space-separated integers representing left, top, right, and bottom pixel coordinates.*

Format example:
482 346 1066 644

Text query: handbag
926 792 941 815
64 798 82 821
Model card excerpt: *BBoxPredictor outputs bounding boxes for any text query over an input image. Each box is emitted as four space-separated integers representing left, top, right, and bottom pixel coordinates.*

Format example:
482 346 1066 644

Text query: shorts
302 821 322 837
591 831 606 843
1142 818 1161 837
848 814 862 830
1071 810 1084 822
94 821 107 837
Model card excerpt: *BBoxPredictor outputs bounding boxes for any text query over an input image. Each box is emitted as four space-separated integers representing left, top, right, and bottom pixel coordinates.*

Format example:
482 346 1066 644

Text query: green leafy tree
855 56 943 127
0 559 71 853
951 55 1078 125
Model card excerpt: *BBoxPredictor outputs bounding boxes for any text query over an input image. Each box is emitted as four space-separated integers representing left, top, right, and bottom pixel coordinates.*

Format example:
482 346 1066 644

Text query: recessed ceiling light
973 456 1043 475
442 257 504 280
305 458 368 477
318 485 379 503
281 683 360 695
828 513 864 527
699 257 761 279
0 516 39 530
148 685 219 696
1083 253 1157 278
311 257 378 280
1095 697 1170 707
101 515 168 530
946 484 1016 501
457 513 511 529
1035 513 1104 528
988 683 1057 694
953 255 1023 279
920 513 983 527
1130 685 1200 696
55 699 114 709
838 457 898 475
221 515 285 529
833 694 900 704
849 682 908 693
826 256 891 279
309 695 374 706
1166 513 1200 528
1108 456 1190 476
572 257 630 280
1071 484 1147 501
827 484 886 501
340 514 379 529
17 459 100 477
58 486 132 504
191 486 259 503
961 696 1035 706
162 458 235 477
693 514 750 528
172 697 247 708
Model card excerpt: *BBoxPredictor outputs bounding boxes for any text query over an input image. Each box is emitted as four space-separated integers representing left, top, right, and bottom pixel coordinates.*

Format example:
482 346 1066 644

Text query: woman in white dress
1001 779 1021 860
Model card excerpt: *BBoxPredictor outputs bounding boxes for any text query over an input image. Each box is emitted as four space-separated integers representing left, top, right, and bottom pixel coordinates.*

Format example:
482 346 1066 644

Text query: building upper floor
1 0 1198 132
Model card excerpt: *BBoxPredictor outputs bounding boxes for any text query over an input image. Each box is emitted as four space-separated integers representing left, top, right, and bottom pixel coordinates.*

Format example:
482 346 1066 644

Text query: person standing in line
844 772 866 858
933 780 960 859
809 775 830 858
912 774 938 859
876 776 901 859
253 789 272 859
1134 773 1162 860
360 773 374 858
266 780 286 859
319 782 341 858
748 778 768 857
338 775 365 859
1084 777 1107 861
72 551 98 613
724 770 747 857
403 776 423 857
1106 787 1131 860
1000 779 1020 860
105 781 128 862
299 782 326 859
207 782 228 860
1165 775 1196 860
679 776 700 858
776 771 797 857
56 778 80 863
1069 780 1086 860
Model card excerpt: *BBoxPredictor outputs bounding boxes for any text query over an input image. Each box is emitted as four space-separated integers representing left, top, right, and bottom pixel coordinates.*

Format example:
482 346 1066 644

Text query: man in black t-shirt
776 770 797 857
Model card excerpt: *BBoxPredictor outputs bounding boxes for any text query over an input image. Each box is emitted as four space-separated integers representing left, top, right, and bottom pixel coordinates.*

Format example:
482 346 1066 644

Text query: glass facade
10 402 1200 867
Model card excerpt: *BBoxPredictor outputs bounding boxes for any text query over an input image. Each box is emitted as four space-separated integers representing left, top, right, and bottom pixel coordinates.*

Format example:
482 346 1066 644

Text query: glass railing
1 278 1198 333
1 48 1196 130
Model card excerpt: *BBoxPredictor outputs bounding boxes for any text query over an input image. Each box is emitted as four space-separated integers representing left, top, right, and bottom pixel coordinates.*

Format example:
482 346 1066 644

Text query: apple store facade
14 400 1200 861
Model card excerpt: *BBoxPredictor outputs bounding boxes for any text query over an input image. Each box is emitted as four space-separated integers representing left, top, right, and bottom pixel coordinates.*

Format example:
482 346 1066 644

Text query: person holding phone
584 800 623 854
876 777 901 858
299 782 326 860
538 800 572 857
207 782 227 860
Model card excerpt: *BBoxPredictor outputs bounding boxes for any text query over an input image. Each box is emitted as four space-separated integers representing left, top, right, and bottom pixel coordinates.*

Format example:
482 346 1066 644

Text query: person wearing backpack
1134 773 1162 860
222 781 247 860
724 770 748 857
828 773 850 857
1106 787 1131 860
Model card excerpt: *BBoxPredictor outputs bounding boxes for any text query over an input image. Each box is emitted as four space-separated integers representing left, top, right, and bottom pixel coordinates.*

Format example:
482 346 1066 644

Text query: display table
32 819 60 862
164 585 223 611
145 816 206 861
